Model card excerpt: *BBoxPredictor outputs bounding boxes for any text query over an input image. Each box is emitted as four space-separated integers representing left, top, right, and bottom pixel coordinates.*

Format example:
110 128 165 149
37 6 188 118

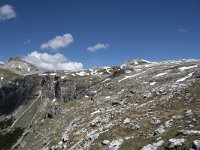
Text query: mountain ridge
0 58 200 150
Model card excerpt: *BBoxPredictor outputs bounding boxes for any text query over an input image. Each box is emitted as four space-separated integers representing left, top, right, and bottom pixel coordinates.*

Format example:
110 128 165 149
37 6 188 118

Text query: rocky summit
0 58 200 150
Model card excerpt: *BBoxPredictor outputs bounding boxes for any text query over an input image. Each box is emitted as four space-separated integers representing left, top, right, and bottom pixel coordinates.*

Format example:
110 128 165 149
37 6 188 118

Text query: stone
141 140 164 150
168 138 185 149
185 110 193 116
102 140 110 145
123 118 131 124
108 139 124 150
191 140 200 150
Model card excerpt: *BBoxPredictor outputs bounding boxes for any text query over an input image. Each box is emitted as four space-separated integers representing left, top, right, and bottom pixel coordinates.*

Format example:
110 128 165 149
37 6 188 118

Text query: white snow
150 82 156 85
179 65 198 71
118 73 141 82
102 78 111 83
0 77 3 80
50 73 56 76
103 67 112 74
61 76 67 79
141 140 164 150
91 110 101 116
141 59 151 63
18 65 22 69
90 69 98 75
154 72 167 77
39 73 48 76
0 61 4 65
76 71 89 76
72 73 76 76
176 72 194 82
105 96 111 99
27 68 30 72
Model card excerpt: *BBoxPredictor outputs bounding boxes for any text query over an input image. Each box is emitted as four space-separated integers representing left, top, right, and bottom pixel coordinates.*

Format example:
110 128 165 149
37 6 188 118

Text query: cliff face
0 59 200 150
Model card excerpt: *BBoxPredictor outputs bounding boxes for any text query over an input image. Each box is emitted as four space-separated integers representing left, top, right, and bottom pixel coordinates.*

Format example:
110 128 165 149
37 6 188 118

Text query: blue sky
0 0 200 69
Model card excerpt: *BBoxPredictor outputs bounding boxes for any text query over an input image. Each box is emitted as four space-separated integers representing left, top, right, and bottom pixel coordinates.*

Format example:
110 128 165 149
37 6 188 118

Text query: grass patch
0 118 13 130
0 128 24 150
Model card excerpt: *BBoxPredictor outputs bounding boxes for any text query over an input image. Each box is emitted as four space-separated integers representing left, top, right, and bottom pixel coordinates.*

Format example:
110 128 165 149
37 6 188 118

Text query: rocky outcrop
1 57 39 75
0 58 200 150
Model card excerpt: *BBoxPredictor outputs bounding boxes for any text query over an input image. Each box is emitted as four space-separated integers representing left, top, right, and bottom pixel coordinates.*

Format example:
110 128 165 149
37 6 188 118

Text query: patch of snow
76 71 89 76
141 59 151 63
176 72 194 82
72 73 76 76
179 65 198 71
27 68 30 72
150 82 156 85
141 140 164 150
102 78 111 83
154 72 167 77
61 76 67 79
119 72 141 82
103 67 112 74
0 61 4 65
39 73 48 76
105 96 111 99
51 99 56 103
50 73 56 76
18 65 22 69
91 109 101 116
90 69 98 75
0 77 3 80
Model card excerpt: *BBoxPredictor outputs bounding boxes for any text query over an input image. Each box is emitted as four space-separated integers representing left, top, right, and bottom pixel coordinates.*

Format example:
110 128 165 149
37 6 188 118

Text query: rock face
0 58 200 150
0 57 39 75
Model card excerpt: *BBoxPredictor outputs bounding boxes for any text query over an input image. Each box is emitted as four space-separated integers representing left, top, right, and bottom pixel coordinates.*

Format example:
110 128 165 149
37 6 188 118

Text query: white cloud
24 51 83 71
0 4 16 21
178 28 186 33
87 43 109 52
40 33 73 50
0 61 5 65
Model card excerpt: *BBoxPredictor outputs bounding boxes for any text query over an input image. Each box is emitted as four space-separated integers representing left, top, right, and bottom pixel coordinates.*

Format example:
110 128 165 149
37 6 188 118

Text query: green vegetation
0 118 13 130
0 128 24 150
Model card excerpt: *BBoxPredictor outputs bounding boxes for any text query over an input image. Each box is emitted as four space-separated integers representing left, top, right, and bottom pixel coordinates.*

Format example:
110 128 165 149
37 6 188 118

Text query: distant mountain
0 57 39 76
0 58 200 150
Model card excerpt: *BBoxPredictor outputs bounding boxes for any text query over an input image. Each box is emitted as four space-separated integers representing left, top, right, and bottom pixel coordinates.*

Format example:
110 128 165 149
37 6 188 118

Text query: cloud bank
87 43 109 52
178 28 186 33
0 61 5 65
0 4 16 21
40 33 73 50
24 51 83 71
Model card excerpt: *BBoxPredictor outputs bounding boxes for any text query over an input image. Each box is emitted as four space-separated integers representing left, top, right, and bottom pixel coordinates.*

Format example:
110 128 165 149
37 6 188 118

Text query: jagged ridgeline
0 58 200 150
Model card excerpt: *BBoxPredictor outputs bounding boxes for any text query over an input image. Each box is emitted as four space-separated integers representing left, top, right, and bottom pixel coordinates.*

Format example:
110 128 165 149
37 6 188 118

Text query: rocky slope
0 59 200 150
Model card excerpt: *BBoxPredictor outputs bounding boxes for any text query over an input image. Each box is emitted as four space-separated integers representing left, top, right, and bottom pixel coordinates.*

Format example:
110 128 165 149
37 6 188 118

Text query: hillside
0 59 200 150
